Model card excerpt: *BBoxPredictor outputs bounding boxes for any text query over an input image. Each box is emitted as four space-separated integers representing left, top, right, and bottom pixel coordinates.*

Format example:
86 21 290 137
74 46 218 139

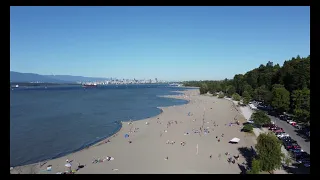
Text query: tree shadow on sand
237 163 247 174
238 147 256 167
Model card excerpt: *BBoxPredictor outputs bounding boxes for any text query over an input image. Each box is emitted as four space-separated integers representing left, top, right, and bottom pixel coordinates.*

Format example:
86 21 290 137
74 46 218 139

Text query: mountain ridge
10 71 111 83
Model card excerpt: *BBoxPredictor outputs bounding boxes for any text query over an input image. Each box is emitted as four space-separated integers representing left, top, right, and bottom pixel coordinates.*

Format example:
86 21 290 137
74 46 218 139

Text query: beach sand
11 89 256 174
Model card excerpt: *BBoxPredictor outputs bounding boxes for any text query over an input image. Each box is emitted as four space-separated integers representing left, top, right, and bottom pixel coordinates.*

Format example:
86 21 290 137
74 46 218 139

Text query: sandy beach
11 89 256 174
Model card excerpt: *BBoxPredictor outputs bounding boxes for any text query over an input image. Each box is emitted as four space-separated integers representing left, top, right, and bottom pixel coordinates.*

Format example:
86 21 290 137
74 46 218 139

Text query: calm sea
10 84 193 167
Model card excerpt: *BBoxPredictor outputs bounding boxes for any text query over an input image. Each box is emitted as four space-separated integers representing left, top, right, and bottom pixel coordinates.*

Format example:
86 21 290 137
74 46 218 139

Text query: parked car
277 133 289 138
291 122 297 126
289 148 303 154
279 115 286 120
303 162 310 168
287 120 294 123
287 143 301 150
273 128 284 133
295 124 302 130
269 125 278 130
275 132 284 135
283 141 300 150
295 152 310 159
280 136 292 142
296 157 310 164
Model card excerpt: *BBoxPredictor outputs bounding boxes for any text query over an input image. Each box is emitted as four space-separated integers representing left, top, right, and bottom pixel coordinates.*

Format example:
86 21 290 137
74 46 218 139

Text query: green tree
245 70 259 89
199 83 208 94
242 91 252 105
271 86 290 113
253 85 272 104
247 158 261 174
243 83 254 97
232 93 241 101
251 111 271 127
255 133 284 172
292 88 310 123
226 85 236 97
233 74 245 95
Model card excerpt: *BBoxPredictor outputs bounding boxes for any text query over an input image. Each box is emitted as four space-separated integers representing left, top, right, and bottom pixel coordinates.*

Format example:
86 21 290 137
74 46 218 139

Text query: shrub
232 93 241 101
218 92 224 98
243 124 254 132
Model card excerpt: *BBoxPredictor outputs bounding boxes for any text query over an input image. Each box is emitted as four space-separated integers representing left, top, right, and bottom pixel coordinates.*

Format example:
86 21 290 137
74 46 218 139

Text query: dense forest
183 55 310 124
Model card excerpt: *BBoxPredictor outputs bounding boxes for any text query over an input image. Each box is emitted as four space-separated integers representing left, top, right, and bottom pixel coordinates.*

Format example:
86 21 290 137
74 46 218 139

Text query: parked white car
247 119 254 124
277 133 289 138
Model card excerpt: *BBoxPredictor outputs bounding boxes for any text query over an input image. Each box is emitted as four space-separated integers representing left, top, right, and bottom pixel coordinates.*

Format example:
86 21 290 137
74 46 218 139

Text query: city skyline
10 6 310 81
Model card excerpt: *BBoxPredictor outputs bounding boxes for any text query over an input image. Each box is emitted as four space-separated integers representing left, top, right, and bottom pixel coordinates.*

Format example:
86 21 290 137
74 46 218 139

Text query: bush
232 93 241 101
218 93 224 98
242 124 254 132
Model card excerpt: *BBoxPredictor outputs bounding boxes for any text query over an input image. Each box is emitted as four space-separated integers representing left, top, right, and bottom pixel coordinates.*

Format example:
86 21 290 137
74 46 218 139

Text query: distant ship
82 83 97 88
11 84 19 88
169 83 182 87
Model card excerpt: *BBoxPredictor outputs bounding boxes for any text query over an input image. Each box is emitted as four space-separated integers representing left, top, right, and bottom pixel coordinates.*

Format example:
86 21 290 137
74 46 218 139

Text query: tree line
183 55 310 125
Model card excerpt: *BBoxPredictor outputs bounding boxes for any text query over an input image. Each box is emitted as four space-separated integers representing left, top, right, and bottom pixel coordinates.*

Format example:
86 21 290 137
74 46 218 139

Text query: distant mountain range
10 71 111 83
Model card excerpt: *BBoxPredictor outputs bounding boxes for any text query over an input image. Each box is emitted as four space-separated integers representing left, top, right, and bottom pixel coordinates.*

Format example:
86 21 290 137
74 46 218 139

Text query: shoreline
11 89 192 170
12 89 256 174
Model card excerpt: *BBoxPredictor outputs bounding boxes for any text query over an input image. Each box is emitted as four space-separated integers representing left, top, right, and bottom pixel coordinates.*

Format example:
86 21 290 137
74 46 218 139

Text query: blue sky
10 6 310 81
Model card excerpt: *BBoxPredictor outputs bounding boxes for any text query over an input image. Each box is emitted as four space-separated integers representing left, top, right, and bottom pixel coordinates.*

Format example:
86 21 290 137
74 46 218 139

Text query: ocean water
10 84 193 167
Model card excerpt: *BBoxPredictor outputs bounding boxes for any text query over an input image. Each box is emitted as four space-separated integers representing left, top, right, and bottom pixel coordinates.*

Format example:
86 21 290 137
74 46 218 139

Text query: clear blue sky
10 6 310 81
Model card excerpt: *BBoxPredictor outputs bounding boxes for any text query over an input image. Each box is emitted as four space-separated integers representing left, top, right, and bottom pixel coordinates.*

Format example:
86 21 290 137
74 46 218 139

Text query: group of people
224 152 240 164
166 140 175 145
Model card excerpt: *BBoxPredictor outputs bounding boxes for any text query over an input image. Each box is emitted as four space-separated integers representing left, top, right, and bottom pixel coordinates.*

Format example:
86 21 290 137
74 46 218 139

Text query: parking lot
251 101 309 153
269 115 310 154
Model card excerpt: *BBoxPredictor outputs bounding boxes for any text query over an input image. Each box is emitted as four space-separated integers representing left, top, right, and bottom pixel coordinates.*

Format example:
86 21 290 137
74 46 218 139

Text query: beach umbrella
229 137 240 144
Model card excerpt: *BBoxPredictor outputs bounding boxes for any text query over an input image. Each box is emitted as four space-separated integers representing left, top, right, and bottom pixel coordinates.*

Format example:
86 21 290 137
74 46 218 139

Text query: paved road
268 115 310 154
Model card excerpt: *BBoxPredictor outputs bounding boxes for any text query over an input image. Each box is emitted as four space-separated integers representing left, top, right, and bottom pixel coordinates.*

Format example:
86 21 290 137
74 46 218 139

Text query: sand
11 89 256 174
